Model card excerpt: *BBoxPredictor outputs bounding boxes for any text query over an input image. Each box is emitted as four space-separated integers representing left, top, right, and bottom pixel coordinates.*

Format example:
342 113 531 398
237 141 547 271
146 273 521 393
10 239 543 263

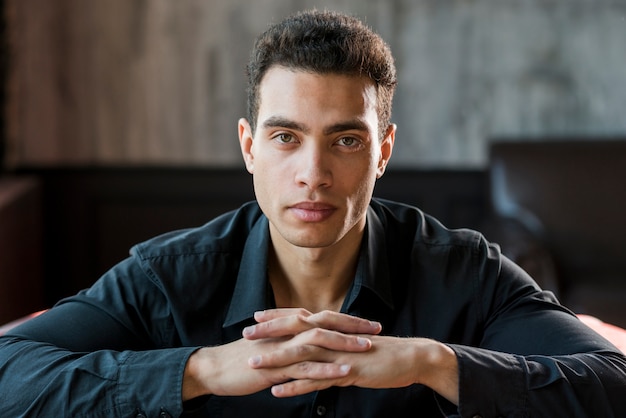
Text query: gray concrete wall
5 0 626 168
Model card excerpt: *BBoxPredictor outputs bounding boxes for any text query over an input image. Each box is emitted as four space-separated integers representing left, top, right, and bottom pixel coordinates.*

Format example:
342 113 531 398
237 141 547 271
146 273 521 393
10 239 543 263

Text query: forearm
451 345 626 417
0 336 196 417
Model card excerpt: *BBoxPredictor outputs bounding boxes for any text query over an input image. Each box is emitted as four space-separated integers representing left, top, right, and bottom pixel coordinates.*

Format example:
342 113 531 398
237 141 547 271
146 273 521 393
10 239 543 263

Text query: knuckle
317 310 335 321
307 327 326 339
296 361 313 373
294 344 313 357
295 314 310 327
294 308 311 318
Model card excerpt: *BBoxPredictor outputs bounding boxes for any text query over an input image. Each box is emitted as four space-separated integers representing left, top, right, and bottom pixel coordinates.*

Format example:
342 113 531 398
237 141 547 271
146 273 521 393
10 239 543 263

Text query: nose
294 143 332 190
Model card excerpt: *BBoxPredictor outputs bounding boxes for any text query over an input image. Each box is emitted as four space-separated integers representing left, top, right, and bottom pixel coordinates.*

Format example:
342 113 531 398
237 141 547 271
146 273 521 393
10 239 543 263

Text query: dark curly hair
245 10 397 140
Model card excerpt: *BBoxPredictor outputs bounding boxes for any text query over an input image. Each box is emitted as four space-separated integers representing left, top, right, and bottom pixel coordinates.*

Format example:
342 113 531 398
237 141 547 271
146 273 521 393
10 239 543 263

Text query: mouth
288 201 337 222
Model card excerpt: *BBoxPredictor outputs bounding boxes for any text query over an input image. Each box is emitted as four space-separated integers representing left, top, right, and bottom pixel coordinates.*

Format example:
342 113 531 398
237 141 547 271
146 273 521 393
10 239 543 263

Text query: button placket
316 404 327 416
159 407 173 418
311 388 336 418
134 409 147 418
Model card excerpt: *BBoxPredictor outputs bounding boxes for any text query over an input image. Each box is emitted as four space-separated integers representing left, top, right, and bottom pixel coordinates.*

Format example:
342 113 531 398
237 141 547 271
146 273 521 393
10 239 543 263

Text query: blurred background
1 0 625 325
3 0 625 169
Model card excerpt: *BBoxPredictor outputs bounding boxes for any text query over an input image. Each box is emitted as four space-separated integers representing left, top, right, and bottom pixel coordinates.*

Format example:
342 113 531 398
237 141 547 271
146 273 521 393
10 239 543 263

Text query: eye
336 136 361 148
273 133 297 144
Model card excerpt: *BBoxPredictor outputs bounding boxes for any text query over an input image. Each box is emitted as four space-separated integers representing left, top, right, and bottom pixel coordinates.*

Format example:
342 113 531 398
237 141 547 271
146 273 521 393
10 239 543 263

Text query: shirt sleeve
0 335 197 417
450 345 626 417
0 257 200 417
449 241 626 417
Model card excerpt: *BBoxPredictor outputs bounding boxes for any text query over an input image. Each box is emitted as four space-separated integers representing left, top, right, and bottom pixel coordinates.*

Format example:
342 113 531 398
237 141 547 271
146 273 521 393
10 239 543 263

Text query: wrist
182 347 214 401
415 340 459 405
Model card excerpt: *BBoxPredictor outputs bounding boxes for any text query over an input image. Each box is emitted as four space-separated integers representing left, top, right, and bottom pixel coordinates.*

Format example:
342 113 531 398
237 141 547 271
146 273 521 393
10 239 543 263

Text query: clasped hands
183 308 458 404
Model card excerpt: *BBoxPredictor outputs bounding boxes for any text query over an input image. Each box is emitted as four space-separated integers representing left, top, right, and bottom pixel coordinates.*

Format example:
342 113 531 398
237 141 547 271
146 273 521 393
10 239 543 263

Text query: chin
289 235 339 249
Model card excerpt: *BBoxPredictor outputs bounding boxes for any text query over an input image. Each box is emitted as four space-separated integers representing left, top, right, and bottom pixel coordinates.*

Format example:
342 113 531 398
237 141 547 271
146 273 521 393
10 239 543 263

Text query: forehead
257 67 378 126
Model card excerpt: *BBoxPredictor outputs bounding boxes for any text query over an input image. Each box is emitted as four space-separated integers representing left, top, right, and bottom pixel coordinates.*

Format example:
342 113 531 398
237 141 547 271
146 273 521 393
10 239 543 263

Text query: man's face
239 66 395 251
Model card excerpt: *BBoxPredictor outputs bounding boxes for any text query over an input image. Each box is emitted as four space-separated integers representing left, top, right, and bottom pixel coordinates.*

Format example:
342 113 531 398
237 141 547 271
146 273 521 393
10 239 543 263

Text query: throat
271 281 347 313
268 249 356 313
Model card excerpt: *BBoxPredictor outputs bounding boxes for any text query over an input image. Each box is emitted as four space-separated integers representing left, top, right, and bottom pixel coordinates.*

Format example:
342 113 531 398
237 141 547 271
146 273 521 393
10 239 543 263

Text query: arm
451 343 626 417
453 253 626 417
0 257 204 417
0 302 196 417
238 310 626 417
0 302 380 416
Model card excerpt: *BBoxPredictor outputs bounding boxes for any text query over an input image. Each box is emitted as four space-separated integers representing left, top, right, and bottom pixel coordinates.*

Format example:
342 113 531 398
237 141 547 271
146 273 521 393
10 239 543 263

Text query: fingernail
340 364 351 374
272 385 284 395
357 337 369 346
242 326 254 337
249 355 261 366
369 321 381 329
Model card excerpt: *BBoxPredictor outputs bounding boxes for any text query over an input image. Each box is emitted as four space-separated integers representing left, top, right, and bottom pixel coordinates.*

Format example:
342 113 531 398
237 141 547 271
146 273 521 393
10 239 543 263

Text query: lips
289 201 337 222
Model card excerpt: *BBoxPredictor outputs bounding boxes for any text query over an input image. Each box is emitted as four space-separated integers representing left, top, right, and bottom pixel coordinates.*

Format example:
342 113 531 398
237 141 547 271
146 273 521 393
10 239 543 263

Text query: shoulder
369 198 507 291
131 201 264 260
369 198 486 250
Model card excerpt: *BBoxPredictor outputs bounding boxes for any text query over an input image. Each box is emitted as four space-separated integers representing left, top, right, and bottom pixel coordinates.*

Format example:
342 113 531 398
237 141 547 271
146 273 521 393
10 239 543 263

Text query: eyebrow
262 116 370 136
262 116 309 134
323 120 369 136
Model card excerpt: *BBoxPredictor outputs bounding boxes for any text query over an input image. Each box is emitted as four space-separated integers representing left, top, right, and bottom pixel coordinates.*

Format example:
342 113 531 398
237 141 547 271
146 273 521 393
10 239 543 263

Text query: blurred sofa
0 177 44 324
486 139 626 328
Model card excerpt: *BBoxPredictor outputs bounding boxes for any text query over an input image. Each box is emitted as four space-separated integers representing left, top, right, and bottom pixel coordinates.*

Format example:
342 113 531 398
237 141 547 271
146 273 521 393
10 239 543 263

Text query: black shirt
2 200 625 417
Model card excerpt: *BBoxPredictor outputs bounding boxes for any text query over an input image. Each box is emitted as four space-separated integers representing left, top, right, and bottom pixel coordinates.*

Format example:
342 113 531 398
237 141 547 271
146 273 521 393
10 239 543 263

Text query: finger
293 328 372 353
248 330 370 369
245 310 382 340
271 377 345 398
243 314 314 339
251 358 351 383
307 311 382 335
254 308 312 322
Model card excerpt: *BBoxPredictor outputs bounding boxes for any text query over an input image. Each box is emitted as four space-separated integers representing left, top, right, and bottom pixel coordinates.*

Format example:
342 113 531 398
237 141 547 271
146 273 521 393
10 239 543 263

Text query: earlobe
376 124 396 178
238 118 255 173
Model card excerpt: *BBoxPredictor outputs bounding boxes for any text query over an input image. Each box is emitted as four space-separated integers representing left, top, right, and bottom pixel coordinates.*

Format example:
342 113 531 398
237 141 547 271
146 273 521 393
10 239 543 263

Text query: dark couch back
489 140 626 325
16 167 487 306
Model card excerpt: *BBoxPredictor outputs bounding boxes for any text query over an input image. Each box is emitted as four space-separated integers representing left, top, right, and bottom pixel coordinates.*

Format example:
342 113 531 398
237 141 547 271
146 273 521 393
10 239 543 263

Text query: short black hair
245 10 397 139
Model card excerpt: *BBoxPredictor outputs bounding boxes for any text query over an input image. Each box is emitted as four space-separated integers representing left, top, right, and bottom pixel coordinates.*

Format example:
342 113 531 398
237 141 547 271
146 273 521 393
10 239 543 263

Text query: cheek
354 178 375 206
252 163 284 205
344 165 377 208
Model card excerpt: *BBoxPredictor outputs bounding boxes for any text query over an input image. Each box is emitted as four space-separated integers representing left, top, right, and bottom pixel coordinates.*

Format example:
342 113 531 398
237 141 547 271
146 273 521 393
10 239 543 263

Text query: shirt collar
223 215 272 328
223 205 394 328
341 206 394 316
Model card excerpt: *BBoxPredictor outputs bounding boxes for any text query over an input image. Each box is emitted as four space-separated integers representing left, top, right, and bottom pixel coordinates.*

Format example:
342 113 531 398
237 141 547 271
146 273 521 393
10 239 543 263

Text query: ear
238 118 255 174
376 123 396 178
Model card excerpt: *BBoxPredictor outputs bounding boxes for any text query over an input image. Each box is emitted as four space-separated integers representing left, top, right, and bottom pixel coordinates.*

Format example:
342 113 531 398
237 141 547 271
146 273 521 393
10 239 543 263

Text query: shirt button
135 413 147 418
160 409 173 418
316 405 327 416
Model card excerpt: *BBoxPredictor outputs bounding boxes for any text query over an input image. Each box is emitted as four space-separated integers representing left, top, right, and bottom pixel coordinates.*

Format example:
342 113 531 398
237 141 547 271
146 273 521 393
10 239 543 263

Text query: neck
268 227 363 313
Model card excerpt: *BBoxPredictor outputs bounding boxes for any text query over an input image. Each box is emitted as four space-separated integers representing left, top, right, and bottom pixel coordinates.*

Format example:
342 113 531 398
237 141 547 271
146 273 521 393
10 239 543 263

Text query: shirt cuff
117 347 200 417
448 344 526 417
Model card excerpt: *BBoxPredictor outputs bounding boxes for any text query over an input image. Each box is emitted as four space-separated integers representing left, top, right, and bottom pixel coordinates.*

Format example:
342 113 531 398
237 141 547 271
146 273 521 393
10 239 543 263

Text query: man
1 9 624 418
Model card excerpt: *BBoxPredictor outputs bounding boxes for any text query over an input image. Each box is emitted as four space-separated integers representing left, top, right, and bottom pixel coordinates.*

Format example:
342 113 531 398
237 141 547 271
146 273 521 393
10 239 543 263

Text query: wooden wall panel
4 0 626 168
